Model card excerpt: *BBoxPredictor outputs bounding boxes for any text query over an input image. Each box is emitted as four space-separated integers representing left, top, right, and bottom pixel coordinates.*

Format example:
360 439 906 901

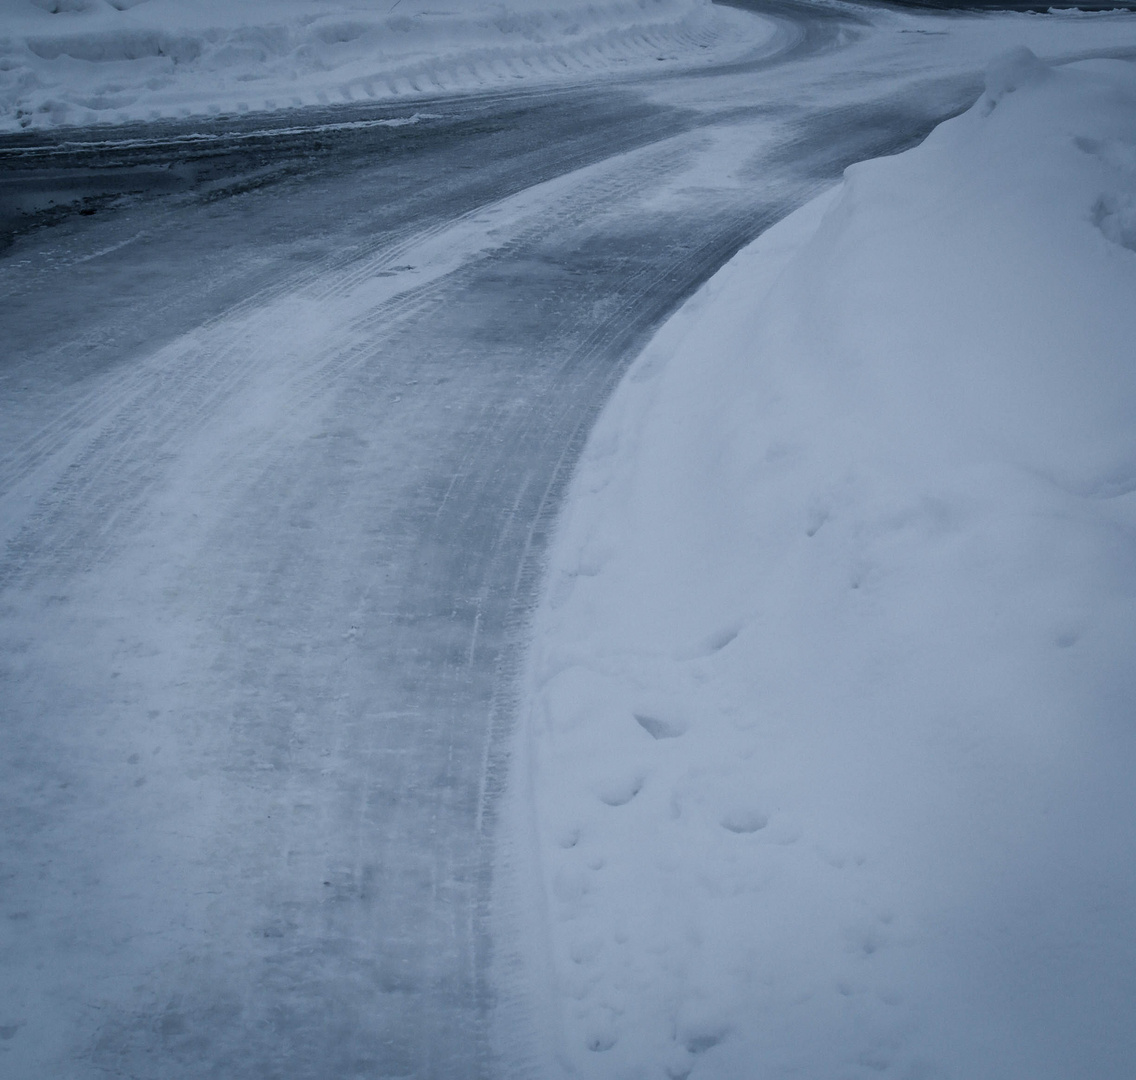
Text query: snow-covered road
2 3 1135 1077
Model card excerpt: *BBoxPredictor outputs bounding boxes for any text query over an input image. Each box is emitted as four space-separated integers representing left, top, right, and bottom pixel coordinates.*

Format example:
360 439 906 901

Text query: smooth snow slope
507 48 1136 1079
0 0 775 132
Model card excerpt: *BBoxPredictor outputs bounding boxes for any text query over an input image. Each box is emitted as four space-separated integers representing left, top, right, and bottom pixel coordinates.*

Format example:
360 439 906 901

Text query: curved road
0 2 1114 1077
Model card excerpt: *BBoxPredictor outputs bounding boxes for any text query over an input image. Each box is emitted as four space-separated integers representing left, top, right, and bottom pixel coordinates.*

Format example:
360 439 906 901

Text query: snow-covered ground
5 0 1136 1076
507 46 1136 1080
0 0 774 132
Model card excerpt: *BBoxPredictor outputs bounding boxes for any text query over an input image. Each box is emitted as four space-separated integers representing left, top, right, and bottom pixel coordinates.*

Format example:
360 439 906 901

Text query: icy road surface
2 2 1135 1077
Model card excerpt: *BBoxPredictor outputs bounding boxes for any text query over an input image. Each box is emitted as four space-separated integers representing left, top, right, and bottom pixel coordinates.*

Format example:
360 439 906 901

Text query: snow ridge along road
507 44 1136 1079
2 2 1136 1078
0 0 775 133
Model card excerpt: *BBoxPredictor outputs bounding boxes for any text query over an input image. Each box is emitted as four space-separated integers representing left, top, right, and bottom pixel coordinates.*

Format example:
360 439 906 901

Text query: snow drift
0 0 773 131
505 48 1136 1080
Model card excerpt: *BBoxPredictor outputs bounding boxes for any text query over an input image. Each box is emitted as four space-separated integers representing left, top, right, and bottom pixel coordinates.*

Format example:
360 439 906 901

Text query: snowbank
0 0 772 131
507 48 1136 1079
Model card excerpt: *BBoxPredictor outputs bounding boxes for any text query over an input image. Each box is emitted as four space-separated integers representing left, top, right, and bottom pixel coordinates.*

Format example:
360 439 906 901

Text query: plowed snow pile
0 0 773 131
506 49 1136 1079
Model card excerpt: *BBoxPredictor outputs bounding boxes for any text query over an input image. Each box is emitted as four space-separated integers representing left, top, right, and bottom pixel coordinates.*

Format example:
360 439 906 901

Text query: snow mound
505 49 1136 1080
0 0 774 131
981 44 1051 112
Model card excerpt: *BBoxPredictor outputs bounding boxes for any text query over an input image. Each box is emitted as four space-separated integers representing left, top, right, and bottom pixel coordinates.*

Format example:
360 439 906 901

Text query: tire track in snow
0 7 1002 1073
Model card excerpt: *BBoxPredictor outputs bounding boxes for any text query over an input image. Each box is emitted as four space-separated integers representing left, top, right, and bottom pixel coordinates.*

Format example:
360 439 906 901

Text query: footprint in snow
569 937 603 965
719 807 768 834
805 504 829 537
695 621 743 657
635 712 686 740
557 826 581 849
596 774 644 806
682 1026 728 1055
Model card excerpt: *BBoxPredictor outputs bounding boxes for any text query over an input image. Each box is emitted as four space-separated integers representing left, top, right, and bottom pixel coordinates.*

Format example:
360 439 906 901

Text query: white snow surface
0 0 772 131
507 49 1136 1079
